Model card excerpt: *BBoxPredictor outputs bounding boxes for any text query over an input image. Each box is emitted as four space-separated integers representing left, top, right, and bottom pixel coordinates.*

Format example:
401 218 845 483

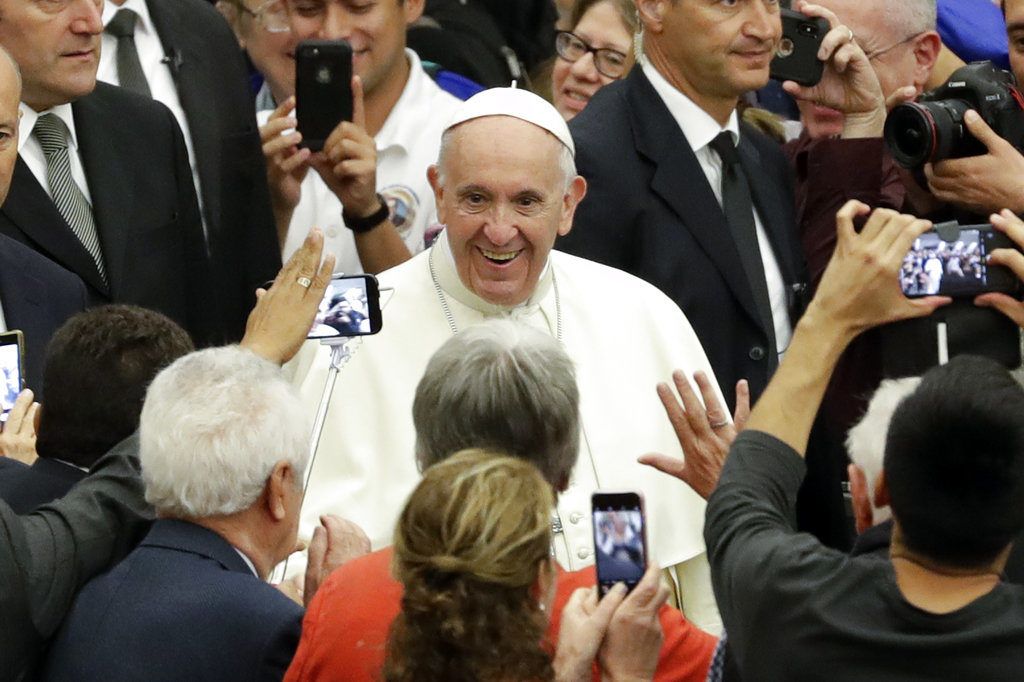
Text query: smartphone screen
308 274 383 339
295 40 354 152
0 331 24 423
592 491 647 596
901 227 1018 297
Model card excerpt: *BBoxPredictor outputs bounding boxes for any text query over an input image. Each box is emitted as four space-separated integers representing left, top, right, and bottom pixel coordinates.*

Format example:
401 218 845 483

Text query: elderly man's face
0 0 103 111
1007 0 1024 87
797 0 936 139
0 56 19 206
429 117 586 307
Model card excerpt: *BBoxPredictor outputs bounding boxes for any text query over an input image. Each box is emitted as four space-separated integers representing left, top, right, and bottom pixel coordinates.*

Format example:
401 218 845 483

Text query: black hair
35 305 194 468
885 355 1024 568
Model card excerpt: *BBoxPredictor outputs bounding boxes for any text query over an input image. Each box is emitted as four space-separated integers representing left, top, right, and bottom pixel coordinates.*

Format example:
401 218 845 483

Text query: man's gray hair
885 0 937 36
413 319 580 487
846 376 921 523
435 122 578 192
140 346 311 518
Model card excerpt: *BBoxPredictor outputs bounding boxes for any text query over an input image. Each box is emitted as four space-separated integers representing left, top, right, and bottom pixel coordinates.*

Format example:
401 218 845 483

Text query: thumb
884 86 916 111
637 453 687 482
592 583 626 628
964 109 1003 150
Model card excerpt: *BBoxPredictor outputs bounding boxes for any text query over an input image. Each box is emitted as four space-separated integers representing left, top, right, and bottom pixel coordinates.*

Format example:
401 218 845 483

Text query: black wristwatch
343 193 390 233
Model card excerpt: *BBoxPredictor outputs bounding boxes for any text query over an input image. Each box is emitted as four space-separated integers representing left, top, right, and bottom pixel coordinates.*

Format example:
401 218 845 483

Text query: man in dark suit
98 0 282 340
0 305 194 513
0 0 221 345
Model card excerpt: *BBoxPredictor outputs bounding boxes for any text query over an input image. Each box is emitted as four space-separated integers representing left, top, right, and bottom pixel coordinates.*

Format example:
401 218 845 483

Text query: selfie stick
302 336 358 495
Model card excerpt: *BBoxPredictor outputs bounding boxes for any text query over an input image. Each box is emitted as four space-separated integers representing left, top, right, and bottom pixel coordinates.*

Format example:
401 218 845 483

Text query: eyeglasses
863 32 922 62
555 31 629 80
239 0 290 33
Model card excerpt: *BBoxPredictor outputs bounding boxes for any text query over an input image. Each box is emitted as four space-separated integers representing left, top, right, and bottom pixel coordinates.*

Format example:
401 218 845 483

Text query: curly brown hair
384 450 556 682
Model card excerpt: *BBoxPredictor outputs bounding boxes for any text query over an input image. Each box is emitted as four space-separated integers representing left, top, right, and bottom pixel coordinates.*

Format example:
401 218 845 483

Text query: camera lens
884 99 973 168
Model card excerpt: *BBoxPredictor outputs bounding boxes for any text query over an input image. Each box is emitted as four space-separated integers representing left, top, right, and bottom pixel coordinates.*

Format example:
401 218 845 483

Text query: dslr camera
884 61 1024 169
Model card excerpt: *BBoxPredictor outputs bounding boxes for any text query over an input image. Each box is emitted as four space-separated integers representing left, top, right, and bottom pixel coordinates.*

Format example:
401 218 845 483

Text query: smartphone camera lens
776 37 795 58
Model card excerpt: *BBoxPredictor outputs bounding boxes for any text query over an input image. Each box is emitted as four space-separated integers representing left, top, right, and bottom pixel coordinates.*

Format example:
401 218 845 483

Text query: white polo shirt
263 50 461 274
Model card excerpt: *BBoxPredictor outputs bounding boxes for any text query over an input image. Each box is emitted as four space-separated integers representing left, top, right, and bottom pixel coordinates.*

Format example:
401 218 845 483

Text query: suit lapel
625 70 764 330
72 92 130 295
1 157 106 293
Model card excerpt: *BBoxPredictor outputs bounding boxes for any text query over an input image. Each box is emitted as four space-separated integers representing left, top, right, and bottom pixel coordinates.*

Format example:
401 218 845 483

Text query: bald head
0 45 22 207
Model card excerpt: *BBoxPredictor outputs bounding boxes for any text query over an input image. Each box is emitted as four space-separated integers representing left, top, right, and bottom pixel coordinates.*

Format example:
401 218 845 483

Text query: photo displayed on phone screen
309 275 381 338
592 492 646 595
901 229 985 296
0 338 22 423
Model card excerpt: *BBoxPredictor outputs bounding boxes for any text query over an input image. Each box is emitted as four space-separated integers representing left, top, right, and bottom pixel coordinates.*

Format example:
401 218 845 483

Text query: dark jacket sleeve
0 433 152 681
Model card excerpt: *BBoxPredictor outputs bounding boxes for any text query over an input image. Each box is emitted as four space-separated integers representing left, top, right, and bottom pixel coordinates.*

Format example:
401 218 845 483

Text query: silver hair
140 346 311 518
846 376 922 524
885 0 937 36
435 121 578 192
412 319 580 488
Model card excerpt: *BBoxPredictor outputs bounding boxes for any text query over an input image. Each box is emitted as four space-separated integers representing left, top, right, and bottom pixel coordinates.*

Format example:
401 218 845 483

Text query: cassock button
569 512 583 524
748 345 766 361
577 547 591 560
327 228 339 238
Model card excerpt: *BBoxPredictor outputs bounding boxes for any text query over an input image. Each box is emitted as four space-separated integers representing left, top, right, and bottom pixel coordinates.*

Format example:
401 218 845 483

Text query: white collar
102 0 157 38
432 229 554 316
232 547 259 577
18 103 80 155
375 49 429 155
641 60 740 152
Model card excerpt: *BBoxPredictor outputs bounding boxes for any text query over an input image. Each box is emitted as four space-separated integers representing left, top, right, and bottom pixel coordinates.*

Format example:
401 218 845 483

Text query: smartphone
308 274 383 339
592 491 647 597
901 224 1020 298
770 9 829 87
295 39 354 152
0 330 24 423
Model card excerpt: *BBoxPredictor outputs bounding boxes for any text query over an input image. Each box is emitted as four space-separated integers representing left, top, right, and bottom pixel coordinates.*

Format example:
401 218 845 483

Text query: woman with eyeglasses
551 0 637 121
216 0 295 109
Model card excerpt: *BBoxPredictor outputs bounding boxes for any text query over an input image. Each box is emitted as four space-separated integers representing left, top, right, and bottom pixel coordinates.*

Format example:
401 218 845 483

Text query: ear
404 0 425 25
427 164 446 220
873 469 891 509
635 0 666 33
847 463 874 535
911 32 943 93
214 1 246 46
265 460 295 522
558 175 587 237
531 557 557 612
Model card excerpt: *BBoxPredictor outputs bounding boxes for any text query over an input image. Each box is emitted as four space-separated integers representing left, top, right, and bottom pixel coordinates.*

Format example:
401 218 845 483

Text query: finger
562 587 589 615
733 379 751 431
352 74 365 130
835 200 871 243
306 525 327 583
905 295 952 318
4 389 33 432
263 132 303 158
975 293 1024 326
693 371 730 432
829 41 860 74
858 206 900 243
637 452 687 481
655 381 698 451
881 216 932 265
987 247 1024 282
329 136 373 164
671 370 714 438
276 227 324 290
625 564 663 609
964 109 1005 151
279 147 312 174
884 86 917 111
592 583 626 628
991 210 1024 251
260 116 298 143
267 96 297 123
24 402 40 435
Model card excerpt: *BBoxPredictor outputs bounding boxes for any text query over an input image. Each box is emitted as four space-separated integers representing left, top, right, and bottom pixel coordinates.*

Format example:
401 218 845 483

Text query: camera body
884 61 1024 169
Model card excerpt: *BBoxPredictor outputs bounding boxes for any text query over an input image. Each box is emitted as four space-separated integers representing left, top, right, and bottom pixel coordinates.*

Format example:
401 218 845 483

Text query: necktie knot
33 113 70 157
106 8 139 39
710 131 740 169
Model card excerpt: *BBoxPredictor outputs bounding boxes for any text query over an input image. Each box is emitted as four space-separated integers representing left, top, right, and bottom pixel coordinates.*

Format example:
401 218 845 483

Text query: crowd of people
4 0 1024 680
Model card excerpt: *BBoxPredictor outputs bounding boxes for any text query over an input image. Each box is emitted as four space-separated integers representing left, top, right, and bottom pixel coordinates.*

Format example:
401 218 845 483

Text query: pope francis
288 88 727 632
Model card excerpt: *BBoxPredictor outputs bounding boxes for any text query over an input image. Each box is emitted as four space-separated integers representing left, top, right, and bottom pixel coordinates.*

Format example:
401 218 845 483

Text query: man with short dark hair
0 305 194 513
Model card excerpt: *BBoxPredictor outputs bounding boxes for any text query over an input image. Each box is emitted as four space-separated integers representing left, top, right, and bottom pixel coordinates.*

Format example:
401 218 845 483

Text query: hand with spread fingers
925 110 1024 215
0 389 40 465
303 514 371 607
638 373 748 500
975 209 1024 326
240 228 336 365
261 96 312 233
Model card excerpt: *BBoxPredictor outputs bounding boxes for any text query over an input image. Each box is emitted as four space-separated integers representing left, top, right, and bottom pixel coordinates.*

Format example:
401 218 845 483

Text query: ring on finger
296 276 313 289
846 26 855 43
710 419 729 429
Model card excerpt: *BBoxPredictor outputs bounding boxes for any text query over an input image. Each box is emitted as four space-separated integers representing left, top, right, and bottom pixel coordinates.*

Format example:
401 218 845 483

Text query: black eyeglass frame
555 30 629 80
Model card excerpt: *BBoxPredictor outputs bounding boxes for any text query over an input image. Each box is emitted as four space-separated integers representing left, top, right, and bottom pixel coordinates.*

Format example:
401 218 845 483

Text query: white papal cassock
285 230 725 631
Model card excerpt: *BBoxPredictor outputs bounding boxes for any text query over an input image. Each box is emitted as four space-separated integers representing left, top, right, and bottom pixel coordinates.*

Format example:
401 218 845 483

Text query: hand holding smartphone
592 491 647 597
901 224 1021 298
0 331 25 423
770 8 829 87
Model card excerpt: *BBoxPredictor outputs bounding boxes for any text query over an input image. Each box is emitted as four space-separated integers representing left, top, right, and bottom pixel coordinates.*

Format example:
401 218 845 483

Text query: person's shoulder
317 546 399 605
0 233 86 297
78 82 181 136
551 250 688 312
570 78 633 150
377 246 432 288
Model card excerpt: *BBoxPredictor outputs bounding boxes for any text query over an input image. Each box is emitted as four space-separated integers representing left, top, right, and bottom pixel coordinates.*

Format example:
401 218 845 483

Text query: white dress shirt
643 61 793 359
98 0 205 228
18 103 94 206
0 299 7 333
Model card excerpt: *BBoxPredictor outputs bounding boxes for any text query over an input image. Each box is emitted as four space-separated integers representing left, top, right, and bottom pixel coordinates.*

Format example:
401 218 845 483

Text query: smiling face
223 0 297 102
428 116 586 307
0 0 102 111
641 0 780 123
551 0 634 120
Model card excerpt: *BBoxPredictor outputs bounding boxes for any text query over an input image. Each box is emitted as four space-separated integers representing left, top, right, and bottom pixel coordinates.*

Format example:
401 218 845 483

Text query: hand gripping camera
884 61 1024 169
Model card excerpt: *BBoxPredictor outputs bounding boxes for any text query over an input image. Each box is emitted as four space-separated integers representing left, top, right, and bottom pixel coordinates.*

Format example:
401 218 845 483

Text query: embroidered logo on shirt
380 185 419 239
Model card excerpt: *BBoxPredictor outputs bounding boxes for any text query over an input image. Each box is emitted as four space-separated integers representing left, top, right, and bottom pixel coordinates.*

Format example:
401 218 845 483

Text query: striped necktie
33 113 108 285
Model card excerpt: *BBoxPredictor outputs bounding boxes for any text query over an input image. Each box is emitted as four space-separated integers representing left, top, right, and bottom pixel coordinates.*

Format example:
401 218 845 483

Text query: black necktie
709 132 777 369
106 9 152 98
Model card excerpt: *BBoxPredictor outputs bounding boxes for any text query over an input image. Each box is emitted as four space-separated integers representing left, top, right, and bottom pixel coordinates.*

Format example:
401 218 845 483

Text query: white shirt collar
375 49 428 155
102 0 156 38
432 229 553 316
233 547 259 577
641 60 740 152
17 103 80 155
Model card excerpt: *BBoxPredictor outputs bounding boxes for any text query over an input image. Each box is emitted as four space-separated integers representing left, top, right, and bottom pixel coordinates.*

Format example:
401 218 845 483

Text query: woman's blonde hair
384 449 556 681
